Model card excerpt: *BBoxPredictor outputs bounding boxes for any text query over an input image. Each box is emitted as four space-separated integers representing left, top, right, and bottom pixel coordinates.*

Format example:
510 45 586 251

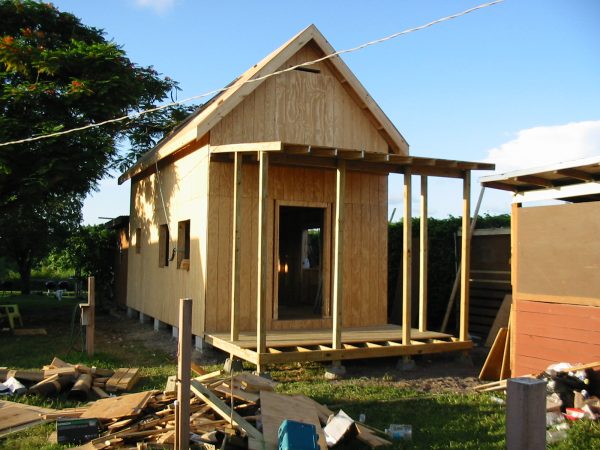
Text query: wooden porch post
402 170 412 345
332 160 346 351
459 171 471 341
230 152 242 342
419 176 428 332
256 152 269 363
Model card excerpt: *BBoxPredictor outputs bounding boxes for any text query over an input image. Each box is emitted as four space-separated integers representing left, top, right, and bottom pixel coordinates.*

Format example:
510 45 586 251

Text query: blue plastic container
278 419 319 450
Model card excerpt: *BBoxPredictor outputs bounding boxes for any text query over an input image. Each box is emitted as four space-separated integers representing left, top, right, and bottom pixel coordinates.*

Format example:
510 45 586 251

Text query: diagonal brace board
190 380 263 442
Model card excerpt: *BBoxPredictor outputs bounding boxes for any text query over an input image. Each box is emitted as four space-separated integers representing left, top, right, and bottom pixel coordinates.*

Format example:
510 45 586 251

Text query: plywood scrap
215 381 260 403
0 399 55 437
260 390 327 450
105 367 140 392
479 327 508 381
81 390 157 420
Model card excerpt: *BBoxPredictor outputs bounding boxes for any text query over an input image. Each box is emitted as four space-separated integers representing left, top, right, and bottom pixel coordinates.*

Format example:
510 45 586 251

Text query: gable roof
119 24 409 184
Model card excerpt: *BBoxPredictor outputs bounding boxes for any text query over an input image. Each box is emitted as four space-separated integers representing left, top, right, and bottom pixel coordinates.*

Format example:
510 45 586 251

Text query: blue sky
48 0 600 222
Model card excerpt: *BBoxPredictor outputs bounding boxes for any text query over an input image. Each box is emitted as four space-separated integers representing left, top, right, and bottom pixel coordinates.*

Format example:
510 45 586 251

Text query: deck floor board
206 324 451 349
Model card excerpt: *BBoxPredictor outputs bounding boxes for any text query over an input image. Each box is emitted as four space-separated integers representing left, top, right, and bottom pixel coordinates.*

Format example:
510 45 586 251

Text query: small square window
159 224 169 267
177 220 190 270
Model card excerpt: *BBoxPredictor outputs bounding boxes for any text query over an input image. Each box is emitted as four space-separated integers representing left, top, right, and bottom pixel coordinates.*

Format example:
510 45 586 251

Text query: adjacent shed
119 25 494 369
481 156 600 376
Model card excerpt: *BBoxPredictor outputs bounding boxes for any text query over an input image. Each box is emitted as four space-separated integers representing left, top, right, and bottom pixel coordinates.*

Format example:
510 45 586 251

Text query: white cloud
485 120 600 173
133 0 177 14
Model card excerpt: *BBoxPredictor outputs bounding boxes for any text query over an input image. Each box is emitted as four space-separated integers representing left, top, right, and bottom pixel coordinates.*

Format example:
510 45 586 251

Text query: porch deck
205 324 472 365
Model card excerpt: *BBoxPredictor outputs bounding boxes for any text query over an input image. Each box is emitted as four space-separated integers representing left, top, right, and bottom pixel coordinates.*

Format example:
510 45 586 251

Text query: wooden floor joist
204 325 470 366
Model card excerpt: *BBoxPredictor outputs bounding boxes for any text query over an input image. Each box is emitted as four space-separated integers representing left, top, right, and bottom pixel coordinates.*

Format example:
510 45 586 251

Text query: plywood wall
205 160 388 333
126 146 210 335
513 300 600 376
210 42 389 153
515 201 600 305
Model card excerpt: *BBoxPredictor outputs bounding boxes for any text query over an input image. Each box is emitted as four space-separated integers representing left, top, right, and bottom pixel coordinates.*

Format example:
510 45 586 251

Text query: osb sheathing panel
515 201 600 304
127 146 210 335
205 160 388 333
210 42 389 153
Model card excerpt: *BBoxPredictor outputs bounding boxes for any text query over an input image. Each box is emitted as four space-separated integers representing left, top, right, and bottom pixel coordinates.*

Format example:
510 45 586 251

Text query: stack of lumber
52 370 392 449
0 357 140 400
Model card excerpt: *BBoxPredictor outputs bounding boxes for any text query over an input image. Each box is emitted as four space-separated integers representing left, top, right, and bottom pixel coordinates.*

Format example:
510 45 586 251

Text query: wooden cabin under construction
119 25 494 369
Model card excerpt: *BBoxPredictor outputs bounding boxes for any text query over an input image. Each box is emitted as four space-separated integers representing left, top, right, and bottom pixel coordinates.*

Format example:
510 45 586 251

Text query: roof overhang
480 156 600 203
209 141 494 178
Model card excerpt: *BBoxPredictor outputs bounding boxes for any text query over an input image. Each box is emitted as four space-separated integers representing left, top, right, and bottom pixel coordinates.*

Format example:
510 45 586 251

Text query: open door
273 202 331 321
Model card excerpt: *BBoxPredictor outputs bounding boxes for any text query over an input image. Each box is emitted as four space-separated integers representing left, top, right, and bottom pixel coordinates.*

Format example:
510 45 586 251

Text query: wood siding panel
513 299 600 376
127 146 209 335
210 42 388 153
205 160 388 333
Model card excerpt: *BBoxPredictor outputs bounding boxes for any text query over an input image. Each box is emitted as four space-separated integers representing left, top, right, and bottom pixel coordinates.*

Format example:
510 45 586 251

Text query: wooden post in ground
506 378 546 450
419 176 428 332
402 170 412 346
332 160 346 356
175 298 192 450
256 152 269 372
86 277 95 356
459 171 471 341
230 152 242 342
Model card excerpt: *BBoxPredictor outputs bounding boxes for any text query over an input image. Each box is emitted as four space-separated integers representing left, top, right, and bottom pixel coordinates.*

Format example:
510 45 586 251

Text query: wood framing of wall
205 159 389 334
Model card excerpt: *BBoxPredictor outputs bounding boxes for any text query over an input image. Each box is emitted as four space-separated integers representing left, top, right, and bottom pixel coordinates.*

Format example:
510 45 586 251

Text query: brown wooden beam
512 175 553 188
459 172 471 341
332 160 346 351
402 170 412 345
419 176 428 332
230 153 242 342
554 168 595 182
256 152 269 362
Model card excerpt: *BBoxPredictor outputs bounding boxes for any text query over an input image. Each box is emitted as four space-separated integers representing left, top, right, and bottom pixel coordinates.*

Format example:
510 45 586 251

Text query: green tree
47 224 115 303
0 1 193 291
0 193 81 293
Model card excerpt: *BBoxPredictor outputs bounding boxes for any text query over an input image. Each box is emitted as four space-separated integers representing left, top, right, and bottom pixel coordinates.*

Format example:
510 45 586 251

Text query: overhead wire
0 0 504 148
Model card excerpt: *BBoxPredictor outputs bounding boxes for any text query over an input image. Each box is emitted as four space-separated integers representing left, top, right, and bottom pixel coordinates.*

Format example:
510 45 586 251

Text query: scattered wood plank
215 382 260 403
558 361 600 373
479 327 508 381
80 390 157 420
0 400 55 437
190 379 263 442
235 373 278 393
105 368 140 392
355 423 392 448
92 386 110 399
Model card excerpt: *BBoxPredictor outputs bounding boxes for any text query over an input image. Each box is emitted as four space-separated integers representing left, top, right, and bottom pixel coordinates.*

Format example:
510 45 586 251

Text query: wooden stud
402 170 412 345
175 298 192 450
231 153 242 342
256 152 269 360
86 277 95 356
419 176 428 332
459 172 471 341
332 160 346 350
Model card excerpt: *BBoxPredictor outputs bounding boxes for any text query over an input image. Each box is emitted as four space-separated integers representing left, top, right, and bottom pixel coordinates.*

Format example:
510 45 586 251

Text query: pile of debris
0 357 140 400
475 361 600 442
30 370 393 449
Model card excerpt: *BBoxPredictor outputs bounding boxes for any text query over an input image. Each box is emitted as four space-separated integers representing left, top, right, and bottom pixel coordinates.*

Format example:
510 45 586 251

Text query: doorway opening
277 205 326 320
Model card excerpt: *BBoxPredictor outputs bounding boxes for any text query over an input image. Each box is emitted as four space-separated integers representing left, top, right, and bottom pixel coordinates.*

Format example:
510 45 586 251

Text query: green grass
1 294 599 449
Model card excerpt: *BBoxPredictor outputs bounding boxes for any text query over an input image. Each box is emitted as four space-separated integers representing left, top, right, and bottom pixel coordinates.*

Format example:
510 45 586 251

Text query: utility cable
0 0 504 148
